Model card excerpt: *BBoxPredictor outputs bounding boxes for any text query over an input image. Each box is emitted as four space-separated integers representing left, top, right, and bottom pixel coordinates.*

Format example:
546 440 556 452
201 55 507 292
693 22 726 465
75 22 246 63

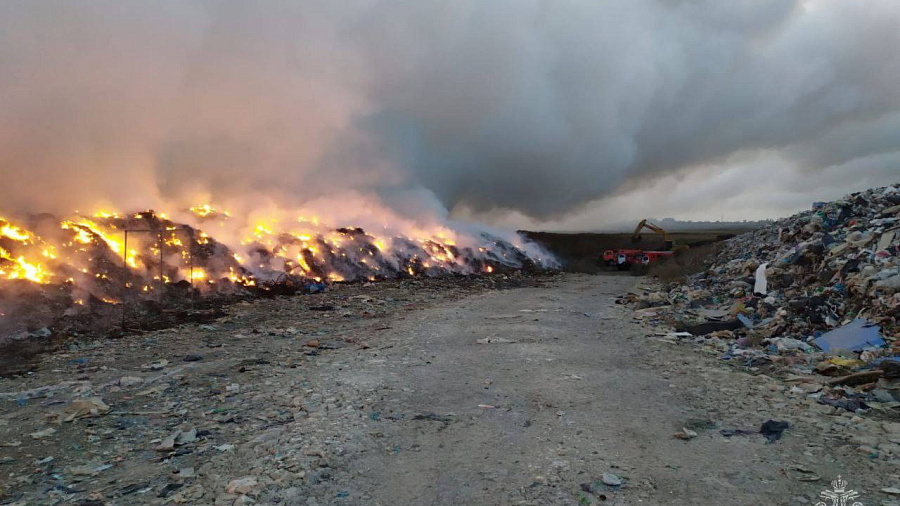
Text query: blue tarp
814 319 885 352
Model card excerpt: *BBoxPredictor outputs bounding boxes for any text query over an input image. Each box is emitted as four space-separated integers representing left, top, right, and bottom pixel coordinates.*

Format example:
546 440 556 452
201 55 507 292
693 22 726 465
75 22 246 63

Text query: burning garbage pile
624 183 900 411
3 211 249 292
0 206 556 342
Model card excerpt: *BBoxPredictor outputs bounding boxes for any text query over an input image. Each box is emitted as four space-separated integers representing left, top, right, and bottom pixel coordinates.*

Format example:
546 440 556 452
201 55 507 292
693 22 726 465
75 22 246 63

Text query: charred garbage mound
0 209 556 373
625 183 900 411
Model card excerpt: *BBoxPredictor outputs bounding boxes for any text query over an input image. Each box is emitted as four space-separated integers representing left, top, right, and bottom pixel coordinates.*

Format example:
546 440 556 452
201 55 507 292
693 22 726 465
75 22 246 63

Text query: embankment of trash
623 183 900 413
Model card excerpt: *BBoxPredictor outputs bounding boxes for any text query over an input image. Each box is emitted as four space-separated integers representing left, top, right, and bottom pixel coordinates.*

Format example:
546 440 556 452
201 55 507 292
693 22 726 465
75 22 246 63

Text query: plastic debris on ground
621 183 900 413
815 318 886 352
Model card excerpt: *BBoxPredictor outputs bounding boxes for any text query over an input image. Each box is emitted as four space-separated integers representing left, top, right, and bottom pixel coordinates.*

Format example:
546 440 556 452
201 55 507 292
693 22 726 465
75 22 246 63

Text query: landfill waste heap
624 183 900 412
0 208 557 347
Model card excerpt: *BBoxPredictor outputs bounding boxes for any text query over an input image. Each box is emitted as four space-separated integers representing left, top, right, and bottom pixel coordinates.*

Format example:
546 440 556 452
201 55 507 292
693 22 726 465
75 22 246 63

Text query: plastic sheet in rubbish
814 319 885 352
754 262 768 295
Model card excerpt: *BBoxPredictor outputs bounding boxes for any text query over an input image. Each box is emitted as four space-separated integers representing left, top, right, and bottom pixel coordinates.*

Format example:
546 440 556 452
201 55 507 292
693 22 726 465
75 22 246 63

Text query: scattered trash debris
155 432 179 452
674 428 698 440
622 184 900 425
175 428 198 445
412 412 454 423
474 337 517 344
827 370 883 387
818 393 870 412
601 472 622 487
226 476 258 495
29 427 56 439
720 428 756 438
814 319 886 352
685 320 743 336
484 314 523 320
141 359 169 371
304 281 327 294
60 399 108 423
760 420 790 443
753 262 768 295
784 465 820 482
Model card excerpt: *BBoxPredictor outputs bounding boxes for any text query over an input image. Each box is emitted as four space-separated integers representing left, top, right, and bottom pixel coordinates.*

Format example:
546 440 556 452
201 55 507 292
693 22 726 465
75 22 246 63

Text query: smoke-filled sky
1 0 899 231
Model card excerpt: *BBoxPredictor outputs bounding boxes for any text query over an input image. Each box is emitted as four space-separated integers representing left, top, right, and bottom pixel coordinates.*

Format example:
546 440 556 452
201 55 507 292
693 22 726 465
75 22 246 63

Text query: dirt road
324 275 881 505
0 274 889 505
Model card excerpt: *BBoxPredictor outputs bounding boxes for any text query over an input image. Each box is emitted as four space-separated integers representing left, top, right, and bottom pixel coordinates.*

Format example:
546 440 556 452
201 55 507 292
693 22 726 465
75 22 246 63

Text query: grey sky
1 0 898 230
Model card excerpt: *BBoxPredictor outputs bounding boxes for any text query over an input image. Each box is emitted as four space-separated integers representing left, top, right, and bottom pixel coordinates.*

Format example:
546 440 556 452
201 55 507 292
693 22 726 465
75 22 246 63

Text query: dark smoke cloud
1 0 898 225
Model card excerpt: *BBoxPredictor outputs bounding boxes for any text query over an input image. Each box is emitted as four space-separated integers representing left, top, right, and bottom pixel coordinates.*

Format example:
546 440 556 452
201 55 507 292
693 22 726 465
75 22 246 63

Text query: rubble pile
626 183 900 410
1 209 557 361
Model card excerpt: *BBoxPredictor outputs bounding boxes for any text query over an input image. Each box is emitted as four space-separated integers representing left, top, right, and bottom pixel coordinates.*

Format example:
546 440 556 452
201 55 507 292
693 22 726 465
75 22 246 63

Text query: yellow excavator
631 219 675 251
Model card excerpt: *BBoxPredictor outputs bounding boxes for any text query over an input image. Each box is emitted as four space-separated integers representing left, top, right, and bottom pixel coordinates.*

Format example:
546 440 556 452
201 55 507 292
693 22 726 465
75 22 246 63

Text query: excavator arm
631 219 674 251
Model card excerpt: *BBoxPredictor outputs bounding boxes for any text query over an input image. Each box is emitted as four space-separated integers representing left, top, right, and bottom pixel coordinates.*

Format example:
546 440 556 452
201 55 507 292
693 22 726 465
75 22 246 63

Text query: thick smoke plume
1 0 899 225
